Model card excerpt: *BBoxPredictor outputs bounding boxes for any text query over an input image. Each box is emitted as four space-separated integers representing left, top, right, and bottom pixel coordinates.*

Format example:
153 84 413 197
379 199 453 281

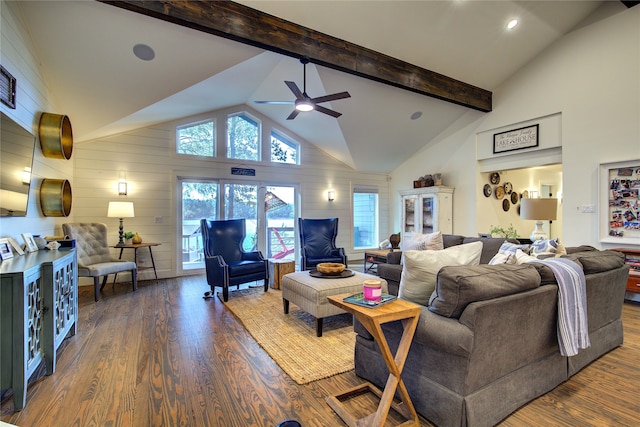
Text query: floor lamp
107 201 135 246
520 198 557 241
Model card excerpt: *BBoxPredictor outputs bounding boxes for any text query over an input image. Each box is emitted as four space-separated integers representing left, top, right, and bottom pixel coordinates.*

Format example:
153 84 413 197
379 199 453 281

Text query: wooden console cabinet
0 248 78 410
610 248 640 295
400 186 454 238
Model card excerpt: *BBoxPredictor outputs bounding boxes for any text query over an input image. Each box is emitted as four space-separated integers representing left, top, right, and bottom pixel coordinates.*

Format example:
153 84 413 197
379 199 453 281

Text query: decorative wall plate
494 186 505 199
490 172 500 185
502 199 510 212
504 182 513 194
521 190 529 199
483 184 492 198
511 192 519 204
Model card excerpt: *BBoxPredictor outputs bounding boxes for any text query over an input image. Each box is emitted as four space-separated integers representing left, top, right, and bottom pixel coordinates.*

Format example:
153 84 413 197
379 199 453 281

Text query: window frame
270 130 300 165
226 111 262 162
353 185 380 250
175 118 216 158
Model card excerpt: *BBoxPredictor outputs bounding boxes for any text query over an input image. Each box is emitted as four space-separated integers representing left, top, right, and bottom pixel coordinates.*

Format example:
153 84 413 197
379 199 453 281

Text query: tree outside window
271 132 299 164
227 113 260 161
353 187 379 249
177 120 215 157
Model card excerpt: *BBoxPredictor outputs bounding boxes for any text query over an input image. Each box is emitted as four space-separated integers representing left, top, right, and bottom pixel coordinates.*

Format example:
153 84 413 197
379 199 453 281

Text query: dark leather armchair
201 218 269 302
298 218 348 271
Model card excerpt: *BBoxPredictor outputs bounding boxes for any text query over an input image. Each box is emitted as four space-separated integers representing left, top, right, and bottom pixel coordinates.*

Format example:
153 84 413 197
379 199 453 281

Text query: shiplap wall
0 1 74 242
73 105 390 280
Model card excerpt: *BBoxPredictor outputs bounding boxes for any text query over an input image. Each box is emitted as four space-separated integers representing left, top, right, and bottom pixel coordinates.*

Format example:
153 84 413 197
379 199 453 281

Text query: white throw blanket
535 258 590 356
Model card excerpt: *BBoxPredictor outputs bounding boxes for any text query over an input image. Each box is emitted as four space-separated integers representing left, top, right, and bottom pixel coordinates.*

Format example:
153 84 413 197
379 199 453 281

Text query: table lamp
107 201 135 246
520 198 557 241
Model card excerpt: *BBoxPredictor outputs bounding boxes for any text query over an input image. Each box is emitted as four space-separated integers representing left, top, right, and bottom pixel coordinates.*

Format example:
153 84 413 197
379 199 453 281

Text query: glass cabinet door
421 195 434 234
403 195 417 233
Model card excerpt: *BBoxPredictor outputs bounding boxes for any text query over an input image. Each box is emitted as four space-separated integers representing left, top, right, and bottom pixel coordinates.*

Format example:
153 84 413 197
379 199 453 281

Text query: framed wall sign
599 159 640 244
493 124 539 154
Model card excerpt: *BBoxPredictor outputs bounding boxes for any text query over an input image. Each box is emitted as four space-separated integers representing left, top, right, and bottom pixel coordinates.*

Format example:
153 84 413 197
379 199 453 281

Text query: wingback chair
62 223 137 302
298 218 347 271
201 218 269 302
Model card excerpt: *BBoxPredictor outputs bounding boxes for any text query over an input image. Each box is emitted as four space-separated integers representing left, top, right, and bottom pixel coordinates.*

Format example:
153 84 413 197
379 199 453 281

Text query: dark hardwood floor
2 275 639 426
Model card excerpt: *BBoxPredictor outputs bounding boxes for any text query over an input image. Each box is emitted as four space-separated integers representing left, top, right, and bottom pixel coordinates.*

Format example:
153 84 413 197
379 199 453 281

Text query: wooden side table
364 249 391 273
326 294 421 427
113 242 160 283
269 259 295 290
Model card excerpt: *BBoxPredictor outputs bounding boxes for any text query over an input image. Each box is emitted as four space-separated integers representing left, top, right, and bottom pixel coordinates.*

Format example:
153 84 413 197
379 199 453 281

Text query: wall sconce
118 171 128 196
327 189 335 202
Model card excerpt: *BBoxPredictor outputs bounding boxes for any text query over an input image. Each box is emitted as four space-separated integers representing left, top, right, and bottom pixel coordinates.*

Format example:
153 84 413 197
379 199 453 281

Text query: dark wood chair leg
93 277 100 302
223 286 229 302
263 279 268 293
131 269 137 291
316 318 323 337
283 299 290 314
100 275 109 291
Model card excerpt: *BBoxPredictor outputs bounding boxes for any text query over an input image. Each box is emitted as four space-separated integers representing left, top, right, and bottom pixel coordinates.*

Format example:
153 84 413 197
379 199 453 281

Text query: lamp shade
520 198 557 220
107 201 135 218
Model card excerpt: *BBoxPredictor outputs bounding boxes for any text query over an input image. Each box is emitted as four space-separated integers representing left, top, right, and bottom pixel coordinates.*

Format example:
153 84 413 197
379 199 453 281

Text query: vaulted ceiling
14 0 615 172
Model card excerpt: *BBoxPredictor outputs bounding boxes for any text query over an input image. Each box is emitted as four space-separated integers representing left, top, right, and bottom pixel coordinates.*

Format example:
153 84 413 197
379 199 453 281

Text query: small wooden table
364 249 391 273
326 294 421 427
113 242 160 283
269 259 295 290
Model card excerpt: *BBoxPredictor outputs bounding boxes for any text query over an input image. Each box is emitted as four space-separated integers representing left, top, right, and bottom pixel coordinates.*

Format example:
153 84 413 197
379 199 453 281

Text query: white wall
390 4 640 248
72 105 390 280
0 1 74 242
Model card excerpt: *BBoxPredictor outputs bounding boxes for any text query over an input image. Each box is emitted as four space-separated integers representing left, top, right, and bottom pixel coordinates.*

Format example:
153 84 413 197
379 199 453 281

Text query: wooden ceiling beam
98 0 492 112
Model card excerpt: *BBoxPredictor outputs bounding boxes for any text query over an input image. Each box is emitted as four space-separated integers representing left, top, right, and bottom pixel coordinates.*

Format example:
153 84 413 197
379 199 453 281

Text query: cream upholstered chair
62 223 137 301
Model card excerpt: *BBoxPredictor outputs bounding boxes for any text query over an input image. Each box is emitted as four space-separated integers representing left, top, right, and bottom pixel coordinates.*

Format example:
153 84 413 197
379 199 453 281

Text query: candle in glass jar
363 279 382 302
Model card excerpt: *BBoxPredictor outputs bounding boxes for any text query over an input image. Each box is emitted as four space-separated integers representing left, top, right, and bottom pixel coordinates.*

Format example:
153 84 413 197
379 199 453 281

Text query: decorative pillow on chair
530 238 566 259
488 241 531 265
401 231 444 251
398 241 483 306
515 248 538 264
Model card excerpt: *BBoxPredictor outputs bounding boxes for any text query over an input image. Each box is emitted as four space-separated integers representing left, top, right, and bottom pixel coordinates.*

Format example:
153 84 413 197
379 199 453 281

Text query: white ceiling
15 0 610 173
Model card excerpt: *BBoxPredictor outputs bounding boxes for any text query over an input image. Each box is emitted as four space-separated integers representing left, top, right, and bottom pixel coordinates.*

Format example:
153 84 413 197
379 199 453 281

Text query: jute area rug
221 288 355 384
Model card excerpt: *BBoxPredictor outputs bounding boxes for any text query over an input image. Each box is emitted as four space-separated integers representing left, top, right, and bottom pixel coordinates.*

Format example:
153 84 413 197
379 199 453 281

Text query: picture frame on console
0 238 13 260
22 232 38 252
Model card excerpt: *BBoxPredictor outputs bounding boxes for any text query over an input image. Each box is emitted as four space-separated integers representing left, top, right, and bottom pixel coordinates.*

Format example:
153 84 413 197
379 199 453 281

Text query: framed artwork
7 237 24 255
22 232 38 252
0 238 13 260
493 124 539 154
599 159 640 244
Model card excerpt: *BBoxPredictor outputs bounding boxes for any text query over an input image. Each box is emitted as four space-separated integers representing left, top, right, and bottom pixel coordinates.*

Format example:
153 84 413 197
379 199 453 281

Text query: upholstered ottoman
282 271 388 337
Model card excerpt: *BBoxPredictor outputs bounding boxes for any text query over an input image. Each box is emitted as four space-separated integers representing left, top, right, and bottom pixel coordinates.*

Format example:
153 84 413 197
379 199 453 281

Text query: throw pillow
530 238 567 259
398 241 483 306
515 248 538 264
401 231 444 251
488 241 531 265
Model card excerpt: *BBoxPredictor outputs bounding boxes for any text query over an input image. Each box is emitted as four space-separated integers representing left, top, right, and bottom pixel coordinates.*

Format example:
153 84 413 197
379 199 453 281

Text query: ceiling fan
255 56 351 120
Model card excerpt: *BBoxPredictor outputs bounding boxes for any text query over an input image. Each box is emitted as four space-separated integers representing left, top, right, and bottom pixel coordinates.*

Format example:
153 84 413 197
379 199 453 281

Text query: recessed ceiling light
410 111 423 120
507 19 518 30
133 44 155 61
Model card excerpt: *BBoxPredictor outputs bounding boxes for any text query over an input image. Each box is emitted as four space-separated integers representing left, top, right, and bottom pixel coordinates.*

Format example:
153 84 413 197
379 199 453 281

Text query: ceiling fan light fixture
295 100 314 112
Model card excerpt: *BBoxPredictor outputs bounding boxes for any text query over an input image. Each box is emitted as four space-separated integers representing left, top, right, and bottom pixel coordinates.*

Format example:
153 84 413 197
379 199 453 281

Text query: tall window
180 180 218 270
271 132 299 164
353 186 379 249
176 120 215 157
227 113 260 161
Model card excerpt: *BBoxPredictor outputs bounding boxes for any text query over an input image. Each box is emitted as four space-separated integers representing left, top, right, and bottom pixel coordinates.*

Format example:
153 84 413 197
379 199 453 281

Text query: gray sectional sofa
354 235 629 427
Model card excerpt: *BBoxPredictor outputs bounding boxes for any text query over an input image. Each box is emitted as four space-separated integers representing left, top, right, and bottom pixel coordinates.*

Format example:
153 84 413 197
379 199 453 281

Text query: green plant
124 231 135 239
489 224 519 239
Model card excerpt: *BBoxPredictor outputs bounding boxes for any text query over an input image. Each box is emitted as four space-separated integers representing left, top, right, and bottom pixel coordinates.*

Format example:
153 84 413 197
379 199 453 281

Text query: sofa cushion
563 249 625 274
402 231 444 251
398 241 483 306
429 264 541 318
443 234 465 248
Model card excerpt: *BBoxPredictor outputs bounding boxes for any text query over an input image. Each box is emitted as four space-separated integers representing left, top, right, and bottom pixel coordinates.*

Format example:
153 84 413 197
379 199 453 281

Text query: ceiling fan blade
311 91 351 104
285 81 304 99
286 110 300 120
254 100 295 104
314 105 342 118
